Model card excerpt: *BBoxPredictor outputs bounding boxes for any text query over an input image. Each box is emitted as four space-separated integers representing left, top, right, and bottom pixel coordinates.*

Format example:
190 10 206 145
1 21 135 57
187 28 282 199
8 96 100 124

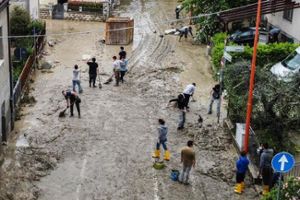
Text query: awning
219 0 300 23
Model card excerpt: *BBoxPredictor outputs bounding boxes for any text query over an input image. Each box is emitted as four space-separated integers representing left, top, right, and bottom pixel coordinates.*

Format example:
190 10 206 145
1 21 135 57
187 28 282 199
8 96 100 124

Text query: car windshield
282 51 300 70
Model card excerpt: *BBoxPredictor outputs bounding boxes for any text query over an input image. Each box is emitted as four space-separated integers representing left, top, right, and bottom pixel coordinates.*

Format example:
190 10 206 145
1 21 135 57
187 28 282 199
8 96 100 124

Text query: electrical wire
0 3 260 39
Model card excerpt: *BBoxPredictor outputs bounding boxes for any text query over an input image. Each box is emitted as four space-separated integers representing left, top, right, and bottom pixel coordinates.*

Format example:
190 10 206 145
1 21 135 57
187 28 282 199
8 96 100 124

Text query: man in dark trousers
259 143 274 196
234 151 249 194
183 83 196 110
208 84 221 115
178 26 193 42
119 46 127 59
87 58 99 87
167 93 186 130
62 90 81 118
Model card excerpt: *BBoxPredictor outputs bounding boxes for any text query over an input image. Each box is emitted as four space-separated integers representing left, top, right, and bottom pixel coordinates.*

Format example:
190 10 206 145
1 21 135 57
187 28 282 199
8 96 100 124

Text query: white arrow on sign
279 155 288 171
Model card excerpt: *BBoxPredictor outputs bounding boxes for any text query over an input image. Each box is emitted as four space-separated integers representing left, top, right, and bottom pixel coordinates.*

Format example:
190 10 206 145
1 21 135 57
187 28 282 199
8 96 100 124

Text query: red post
244 0 262 153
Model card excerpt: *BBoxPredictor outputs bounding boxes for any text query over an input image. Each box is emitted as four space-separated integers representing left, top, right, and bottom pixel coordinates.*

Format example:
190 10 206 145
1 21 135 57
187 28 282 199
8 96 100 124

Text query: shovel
98 75 102 89
104 74 114 84
59 107 69 118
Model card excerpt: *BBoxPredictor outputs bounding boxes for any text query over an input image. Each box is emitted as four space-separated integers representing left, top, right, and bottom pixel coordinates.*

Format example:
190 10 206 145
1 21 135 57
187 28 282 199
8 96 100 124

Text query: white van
270 47 300 81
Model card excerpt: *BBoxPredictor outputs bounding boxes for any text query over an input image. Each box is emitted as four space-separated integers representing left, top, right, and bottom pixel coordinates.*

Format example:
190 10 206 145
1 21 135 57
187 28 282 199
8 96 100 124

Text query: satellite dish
14 48 28 61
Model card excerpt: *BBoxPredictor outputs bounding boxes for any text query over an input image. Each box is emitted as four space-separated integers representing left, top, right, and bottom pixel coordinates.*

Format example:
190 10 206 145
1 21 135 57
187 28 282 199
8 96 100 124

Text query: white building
0 0 12 143
266 0 300 43
10 0 40 19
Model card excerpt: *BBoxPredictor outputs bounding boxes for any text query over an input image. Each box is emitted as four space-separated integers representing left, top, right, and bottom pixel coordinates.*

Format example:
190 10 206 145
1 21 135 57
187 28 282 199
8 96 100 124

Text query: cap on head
241 151 247 157
263 143 269 149
187 140 194 147
158 118 165 125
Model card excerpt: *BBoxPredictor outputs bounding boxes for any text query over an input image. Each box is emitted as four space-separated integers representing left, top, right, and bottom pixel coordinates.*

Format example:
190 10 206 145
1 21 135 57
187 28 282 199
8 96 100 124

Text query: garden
10 6 45 85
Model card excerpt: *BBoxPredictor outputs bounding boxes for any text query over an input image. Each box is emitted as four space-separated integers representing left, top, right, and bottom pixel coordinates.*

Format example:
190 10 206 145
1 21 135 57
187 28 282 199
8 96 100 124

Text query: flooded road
0 0 259 199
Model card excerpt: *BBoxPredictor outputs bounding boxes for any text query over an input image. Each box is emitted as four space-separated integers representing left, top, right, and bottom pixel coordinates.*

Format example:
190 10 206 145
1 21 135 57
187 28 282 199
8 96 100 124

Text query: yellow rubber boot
152 150 160 158
262 185 269 196
164 150 170 161
241 182 245 192
234 183 242 194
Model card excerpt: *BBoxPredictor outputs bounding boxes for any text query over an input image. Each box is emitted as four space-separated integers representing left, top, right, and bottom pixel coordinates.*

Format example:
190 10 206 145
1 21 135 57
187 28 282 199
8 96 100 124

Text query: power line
0 5 251 39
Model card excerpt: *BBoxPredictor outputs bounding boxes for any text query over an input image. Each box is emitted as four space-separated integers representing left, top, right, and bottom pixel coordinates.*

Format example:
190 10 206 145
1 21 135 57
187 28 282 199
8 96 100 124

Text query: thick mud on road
0 0 259 200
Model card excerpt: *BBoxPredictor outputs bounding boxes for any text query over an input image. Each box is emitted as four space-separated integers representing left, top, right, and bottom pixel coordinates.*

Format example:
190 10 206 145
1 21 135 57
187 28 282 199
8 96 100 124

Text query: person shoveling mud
61 90 81 118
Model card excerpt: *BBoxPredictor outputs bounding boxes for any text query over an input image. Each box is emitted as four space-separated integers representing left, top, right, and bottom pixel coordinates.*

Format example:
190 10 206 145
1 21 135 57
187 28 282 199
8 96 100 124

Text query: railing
12 27 46 106
286 162 300 178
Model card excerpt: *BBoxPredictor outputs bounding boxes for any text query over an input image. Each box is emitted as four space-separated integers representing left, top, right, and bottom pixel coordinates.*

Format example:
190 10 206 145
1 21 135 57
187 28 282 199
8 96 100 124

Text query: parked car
270 47 300 81
228 27 268 46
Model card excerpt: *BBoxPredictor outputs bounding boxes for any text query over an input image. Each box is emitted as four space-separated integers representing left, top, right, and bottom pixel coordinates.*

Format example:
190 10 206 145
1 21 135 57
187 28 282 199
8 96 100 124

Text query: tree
10 6 31 36
182 0 257 43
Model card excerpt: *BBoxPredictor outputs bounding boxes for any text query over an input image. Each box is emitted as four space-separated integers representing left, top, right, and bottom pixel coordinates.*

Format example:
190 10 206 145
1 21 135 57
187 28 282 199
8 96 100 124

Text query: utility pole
244 0 262 153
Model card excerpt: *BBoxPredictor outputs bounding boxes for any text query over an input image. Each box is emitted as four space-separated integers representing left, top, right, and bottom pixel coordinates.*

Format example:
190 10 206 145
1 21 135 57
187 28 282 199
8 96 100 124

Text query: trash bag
170 169 180 181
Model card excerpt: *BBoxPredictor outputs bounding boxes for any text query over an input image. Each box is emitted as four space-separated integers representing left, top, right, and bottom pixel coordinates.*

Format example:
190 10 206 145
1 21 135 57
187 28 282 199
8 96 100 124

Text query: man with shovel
61 90 81 118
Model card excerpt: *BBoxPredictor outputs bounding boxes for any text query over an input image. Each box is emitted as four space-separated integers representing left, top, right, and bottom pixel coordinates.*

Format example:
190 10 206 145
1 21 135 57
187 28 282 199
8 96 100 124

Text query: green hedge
211 32 299 76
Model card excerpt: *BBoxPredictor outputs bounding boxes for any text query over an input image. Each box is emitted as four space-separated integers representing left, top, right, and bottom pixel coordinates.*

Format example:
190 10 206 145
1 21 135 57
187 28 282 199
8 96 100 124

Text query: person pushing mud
62 90 81 118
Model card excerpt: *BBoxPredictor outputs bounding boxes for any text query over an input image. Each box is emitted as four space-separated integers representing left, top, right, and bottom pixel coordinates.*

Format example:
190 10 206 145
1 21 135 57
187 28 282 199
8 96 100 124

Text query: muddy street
0 0 259 199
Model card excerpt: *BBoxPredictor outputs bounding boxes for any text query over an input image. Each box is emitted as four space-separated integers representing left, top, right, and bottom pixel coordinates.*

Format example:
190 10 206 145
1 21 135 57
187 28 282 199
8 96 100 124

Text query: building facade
266 0 300 43
0 0 12 143
10 0 40 19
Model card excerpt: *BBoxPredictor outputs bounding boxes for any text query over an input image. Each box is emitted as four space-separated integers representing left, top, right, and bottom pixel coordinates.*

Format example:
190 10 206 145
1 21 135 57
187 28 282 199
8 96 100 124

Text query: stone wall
40 9 106 22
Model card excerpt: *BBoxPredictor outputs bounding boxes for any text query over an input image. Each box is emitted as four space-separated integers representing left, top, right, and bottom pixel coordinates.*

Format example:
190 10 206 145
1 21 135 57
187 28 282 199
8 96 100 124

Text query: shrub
10 6 31 36
261 176 300 200
211 33 299 77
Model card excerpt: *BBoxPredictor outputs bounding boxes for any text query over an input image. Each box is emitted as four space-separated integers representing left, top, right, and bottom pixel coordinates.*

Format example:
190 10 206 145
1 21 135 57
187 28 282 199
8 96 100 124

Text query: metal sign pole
276 173 282 200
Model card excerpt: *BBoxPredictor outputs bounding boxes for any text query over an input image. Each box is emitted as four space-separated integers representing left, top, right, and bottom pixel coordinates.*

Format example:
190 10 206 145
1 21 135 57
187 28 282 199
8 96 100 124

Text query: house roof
219 0 300 23
0 0 9 12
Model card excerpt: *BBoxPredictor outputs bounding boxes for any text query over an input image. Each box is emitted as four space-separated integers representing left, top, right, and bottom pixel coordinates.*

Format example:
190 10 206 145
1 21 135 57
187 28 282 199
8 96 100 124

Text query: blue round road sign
271 152 295 173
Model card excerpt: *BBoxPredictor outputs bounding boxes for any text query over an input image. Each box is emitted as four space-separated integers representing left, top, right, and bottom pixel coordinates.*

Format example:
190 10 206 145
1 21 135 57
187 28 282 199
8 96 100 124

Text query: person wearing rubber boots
152 119 170 161
234 151 249 194
259 143 274 195
179 140 195 185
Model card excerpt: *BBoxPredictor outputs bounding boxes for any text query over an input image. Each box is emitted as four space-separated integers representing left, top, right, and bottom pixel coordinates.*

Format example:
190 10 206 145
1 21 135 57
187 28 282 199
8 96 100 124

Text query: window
283 9 293 22
0 26 3 59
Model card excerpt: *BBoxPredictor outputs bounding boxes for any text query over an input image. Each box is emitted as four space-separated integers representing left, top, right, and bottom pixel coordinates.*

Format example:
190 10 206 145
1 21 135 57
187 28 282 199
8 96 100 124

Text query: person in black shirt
119 46 126 59
62 90 81 118
208 84 221 115
87 58 99 87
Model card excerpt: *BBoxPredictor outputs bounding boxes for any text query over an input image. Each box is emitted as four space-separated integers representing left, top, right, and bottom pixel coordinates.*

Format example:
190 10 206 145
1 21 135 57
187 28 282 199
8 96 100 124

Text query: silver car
270 47 300 81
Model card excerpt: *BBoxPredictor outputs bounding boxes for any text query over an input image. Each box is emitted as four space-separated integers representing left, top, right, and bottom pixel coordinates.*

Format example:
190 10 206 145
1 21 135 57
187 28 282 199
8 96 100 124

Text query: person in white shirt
183 83 196 109
72 65 83 93
112 56 121 86
120 56 128 83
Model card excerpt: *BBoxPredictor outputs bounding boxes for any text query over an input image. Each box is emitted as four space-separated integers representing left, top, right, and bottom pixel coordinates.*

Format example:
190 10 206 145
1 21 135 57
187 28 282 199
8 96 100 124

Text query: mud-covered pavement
0 0 259 199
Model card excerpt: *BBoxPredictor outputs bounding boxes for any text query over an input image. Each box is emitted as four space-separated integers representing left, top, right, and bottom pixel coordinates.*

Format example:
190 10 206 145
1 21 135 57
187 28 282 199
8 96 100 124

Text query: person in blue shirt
234 151 249 194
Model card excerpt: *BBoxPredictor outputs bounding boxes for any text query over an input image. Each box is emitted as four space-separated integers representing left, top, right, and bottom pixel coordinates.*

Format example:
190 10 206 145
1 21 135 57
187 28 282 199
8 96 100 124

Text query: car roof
296 47 300 54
